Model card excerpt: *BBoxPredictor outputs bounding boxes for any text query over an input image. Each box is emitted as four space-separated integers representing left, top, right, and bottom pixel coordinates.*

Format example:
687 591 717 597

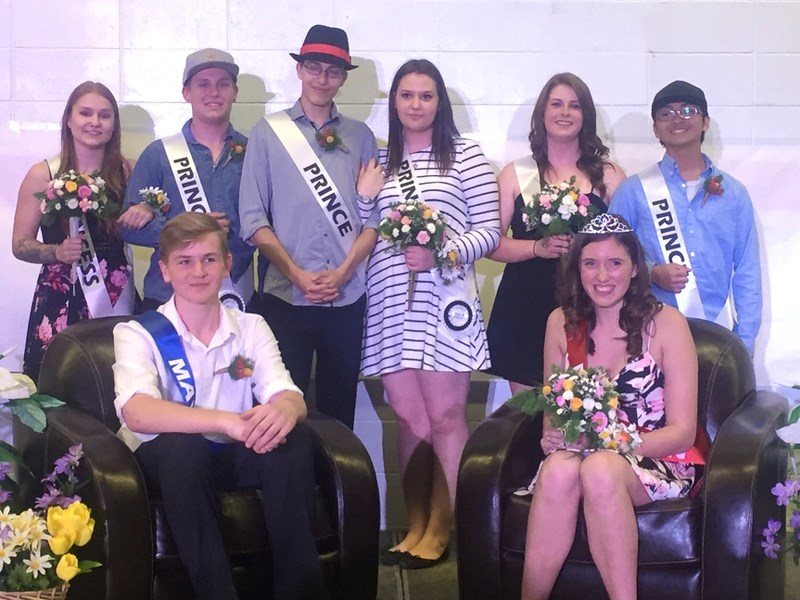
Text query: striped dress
360 138 500 376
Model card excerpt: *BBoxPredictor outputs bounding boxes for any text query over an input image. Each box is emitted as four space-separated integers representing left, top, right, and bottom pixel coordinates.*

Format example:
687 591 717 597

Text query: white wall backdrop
2 0 799 392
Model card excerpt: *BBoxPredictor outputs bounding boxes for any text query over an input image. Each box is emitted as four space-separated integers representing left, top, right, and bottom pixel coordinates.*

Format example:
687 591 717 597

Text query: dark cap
183 48 239 86
290 24 357 71
651 80 708 119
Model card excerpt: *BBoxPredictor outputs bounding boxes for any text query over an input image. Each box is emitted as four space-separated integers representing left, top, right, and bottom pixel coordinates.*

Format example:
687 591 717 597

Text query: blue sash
136 311 196 407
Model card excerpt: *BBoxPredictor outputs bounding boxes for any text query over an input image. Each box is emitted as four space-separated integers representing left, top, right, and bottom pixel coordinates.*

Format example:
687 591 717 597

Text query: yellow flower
542 385 552 395
562 379 574 391
422 208 433 220
56 553 80 582
569 190 578 200
569 397 583 412
607 395 619 409
47 502 95 555
64 181 78 193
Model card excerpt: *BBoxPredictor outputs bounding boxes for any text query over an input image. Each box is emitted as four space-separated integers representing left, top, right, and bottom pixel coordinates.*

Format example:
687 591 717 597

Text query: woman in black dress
486 72 625 393
12 81 139 381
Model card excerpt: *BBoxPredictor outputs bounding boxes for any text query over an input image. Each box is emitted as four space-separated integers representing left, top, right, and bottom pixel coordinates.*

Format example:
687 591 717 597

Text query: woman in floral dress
522 213 702 600
12 81 140 381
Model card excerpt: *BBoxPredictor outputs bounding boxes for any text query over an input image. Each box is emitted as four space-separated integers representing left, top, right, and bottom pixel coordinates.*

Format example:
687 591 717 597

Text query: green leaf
788 404 800 426
78 560 102 573
0 440 23 464
7 399 47 433
28 394 64 409
505 389 547 417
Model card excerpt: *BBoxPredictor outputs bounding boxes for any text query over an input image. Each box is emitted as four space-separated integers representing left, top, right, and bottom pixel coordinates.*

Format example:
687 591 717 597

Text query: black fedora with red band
290 24 358 71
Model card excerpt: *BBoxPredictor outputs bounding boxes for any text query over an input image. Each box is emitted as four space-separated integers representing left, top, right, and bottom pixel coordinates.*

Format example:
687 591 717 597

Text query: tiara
579 213 633 235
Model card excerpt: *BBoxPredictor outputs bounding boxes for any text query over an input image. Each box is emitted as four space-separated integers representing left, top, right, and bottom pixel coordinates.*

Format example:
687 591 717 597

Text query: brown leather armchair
456 319 788 600
14 316 379 600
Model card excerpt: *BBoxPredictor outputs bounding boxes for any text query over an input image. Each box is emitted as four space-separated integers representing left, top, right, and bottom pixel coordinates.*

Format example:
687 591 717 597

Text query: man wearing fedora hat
119 48 254 313
610 80 761 353
239 25 382 430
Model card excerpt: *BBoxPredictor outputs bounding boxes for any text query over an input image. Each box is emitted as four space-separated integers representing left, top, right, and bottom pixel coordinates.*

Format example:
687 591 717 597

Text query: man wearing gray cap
119 48 254 312
610 80 761 353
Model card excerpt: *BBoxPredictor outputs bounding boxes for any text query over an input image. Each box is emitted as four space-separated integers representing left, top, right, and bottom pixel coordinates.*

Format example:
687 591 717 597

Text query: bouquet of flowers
34 170 116 228
761 403 800 564
506 366 641 453
376 200 462 309
138 186 171 216
521 176 599 235
0 366 100 593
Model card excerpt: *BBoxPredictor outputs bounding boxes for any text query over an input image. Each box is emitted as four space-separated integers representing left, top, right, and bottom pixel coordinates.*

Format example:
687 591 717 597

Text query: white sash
46 156 133 318
639 164 733 328
393 153 422 203
513 155 542 200
162 133 253 310
437 263 480 341
264 111 358 253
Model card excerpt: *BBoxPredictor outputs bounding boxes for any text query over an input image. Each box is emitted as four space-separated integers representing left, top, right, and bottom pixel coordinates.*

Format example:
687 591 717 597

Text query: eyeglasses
302 61 346 82
655 105 702 122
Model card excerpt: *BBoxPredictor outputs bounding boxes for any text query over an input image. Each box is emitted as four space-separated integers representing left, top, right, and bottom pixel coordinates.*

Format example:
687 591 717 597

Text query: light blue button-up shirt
238 101 378 307
121 120 253 303
609 153 761 352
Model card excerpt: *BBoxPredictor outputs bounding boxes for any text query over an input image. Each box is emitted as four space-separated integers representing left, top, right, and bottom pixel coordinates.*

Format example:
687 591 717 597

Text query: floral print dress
23 213 132 381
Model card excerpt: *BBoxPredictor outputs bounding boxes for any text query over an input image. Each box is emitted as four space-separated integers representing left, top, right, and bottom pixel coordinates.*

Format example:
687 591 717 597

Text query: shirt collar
181 119 236 144
288 99 340 128
160 296 239 349
660 152 714 180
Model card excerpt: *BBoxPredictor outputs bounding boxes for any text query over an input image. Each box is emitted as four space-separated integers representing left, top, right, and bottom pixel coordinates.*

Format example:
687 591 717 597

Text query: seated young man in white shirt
112 212 327 600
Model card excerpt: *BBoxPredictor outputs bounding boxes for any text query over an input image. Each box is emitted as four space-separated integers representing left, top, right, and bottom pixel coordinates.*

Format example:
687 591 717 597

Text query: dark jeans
135 428 327 600
255 293 366 430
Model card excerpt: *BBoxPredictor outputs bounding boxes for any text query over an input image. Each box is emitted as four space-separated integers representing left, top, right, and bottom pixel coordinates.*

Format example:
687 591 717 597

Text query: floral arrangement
702 174 724 206
761 404 800 564
506 366 641 453
0 367 100 592
138 186 170 216
521 176 599 235
376 200 462 308
215 355 254 381
34 170 116 227
315 127 349 153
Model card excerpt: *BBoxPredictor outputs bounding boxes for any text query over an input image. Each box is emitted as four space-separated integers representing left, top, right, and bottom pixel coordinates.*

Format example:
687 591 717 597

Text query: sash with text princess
162 133 254 310
46 157 135 318
639 164 732 328
264 111 358 255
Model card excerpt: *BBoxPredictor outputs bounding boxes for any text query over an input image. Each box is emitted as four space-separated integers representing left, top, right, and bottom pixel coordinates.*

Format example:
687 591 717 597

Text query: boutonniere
701 174 724 206
215 355 254 380
315 127 349 153
226 139 246 161
138 186 171 215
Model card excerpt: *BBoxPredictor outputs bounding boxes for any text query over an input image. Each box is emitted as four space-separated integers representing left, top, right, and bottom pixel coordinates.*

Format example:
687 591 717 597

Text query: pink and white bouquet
521 176 599 235
35 170 116 227
377 200 462 307
506 366 641 453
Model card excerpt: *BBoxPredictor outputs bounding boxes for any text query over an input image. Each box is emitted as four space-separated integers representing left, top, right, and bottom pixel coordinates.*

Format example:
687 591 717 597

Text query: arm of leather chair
304 411 379 600
456 405 545 600
24 405 154 600
702 389 788 600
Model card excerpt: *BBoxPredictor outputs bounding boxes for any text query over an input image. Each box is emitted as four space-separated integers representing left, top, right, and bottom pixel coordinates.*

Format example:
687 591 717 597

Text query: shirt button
690 251 696 257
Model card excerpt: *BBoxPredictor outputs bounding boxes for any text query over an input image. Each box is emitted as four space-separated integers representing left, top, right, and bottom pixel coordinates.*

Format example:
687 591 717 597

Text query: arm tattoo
13 239 58 264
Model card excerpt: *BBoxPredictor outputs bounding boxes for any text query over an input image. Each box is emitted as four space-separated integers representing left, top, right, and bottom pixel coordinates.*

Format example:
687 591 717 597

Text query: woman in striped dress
358 59 500 569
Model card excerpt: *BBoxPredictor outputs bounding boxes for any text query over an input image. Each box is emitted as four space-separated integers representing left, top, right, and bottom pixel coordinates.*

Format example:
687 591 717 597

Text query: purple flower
34 484 62 510
0 463 11 481
790 511 800 530
53 444 84 476
0 489 10 504
762 519 782 538
55 494 81 509
762 537 781 559
771 480 800 507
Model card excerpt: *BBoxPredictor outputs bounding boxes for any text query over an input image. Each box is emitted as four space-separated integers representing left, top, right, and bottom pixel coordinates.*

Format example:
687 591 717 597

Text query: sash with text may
265 111 357 252
137 310 196 407
639 164 705 320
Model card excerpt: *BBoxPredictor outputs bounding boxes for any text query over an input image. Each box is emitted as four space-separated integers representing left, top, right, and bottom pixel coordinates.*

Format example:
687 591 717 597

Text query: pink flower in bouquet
578 205 588 216
79 198 92 212
553 379 564 393
401 216 411 226
77 185 92 199
416 231 431 245
591 411 608 433
45 187 55 200
577 194 590 207
539 194 552 208
389 210 401 221
555 395 565 408
40 201 48 214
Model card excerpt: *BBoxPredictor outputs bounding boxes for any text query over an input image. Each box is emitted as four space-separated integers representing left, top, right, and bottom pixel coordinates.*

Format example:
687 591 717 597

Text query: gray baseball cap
183 48 239 85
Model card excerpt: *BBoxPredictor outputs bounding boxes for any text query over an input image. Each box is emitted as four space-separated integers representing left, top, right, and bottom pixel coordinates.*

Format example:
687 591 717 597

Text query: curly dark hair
557 222 663 358
385 59 459 177
528 73 611 198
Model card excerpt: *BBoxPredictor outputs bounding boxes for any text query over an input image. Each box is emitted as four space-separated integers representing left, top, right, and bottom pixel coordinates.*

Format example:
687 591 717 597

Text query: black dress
23 213 132 381
485 192 606 386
